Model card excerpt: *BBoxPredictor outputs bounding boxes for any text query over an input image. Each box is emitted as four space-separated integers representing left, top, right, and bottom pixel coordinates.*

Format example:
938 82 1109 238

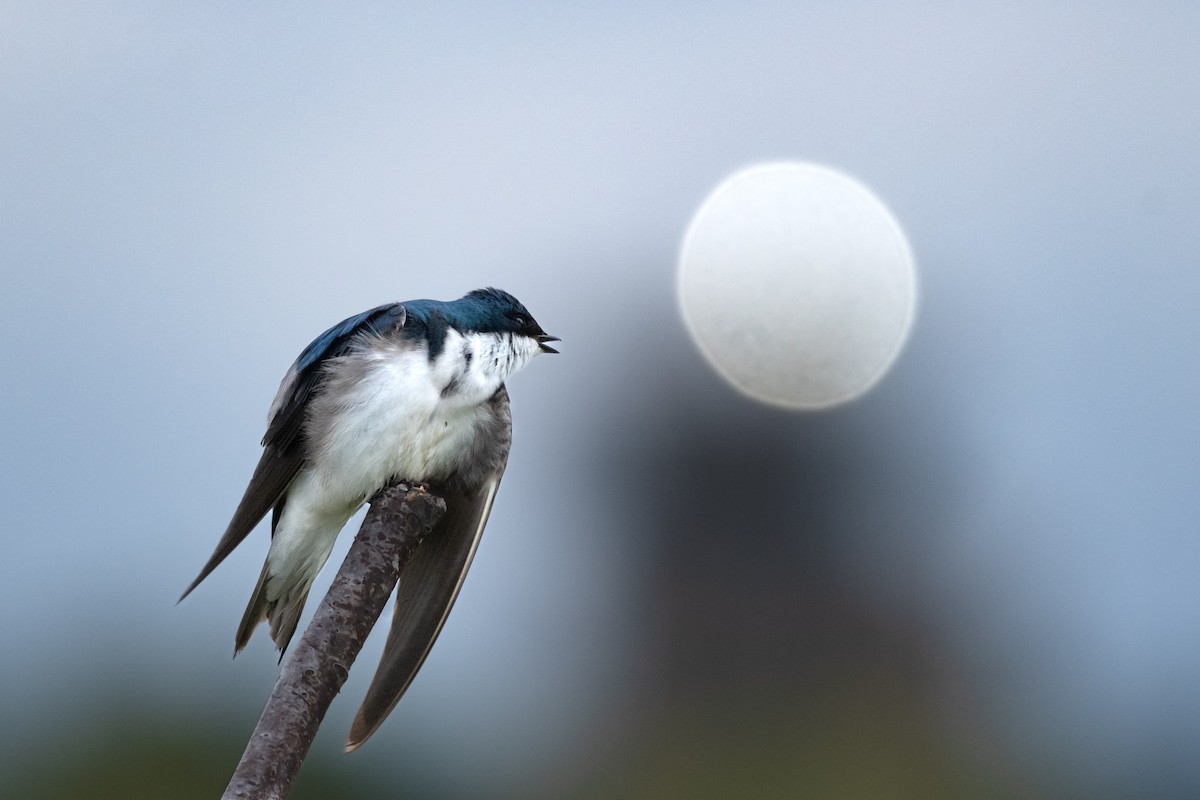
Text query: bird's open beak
536 334 561 354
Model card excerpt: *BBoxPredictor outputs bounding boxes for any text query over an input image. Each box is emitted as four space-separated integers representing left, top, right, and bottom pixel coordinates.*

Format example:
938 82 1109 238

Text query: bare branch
221 481 446 800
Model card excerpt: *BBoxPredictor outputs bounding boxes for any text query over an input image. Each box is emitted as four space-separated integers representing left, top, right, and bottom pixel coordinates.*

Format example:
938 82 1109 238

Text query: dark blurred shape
539 364 1046 799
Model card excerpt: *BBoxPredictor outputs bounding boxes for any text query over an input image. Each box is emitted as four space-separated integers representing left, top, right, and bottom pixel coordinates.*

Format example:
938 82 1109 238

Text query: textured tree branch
221 481 446 800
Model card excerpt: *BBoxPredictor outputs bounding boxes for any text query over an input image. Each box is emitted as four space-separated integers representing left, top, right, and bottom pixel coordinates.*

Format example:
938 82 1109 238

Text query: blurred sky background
1 3 1197 798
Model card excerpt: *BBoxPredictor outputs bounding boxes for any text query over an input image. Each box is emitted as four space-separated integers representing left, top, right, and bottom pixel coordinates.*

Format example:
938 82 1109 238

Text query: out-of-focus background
2 4 1197 798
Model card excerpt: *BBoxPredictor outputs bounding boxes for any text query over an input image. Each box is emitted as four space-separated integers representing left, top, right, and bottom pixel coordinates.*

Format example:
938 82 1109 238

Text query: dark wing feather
345 476 503 751
179 443 302 601
181 302 407 600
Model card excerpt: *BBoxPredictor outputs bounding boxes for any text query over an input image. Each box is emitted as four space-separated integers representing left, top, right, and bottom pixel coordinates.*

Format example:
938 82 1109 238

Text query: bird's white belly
308 340 496 502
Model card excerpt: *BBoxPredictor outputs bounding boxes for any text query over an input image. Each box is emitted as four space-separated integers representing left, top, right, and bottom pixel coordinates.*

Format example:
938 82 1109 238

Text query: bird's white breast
305 328 538 502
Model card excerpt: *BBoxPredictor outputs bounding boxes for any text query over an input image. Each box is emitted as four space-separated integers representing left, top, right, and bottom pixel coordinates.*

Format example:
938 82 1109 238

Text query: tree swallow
181 287 557 749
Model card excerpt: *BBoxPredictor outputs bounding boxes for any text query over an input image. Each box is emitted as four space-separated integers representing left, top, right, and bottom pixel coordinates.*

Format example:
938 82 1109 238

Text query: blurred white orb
678 162 917 409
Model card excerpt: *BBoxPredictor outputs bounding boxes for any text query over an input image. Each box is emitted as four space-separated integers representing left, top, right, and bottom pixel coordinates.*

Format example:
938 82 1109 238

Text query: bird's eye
512 314 529 328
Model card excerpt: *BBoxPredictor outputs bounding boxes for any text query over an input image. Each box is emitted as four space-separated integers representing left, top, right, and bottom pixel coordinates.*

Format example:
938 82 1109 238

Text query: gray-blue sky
1 3 1197 796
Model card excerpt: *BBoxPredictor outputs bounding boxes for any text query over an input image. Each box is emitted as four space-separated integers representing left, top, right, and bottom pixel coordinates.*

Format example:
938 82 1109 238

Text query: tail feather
234 562 318 656
234 562 271 654
232 471 356 656
266 581 313 655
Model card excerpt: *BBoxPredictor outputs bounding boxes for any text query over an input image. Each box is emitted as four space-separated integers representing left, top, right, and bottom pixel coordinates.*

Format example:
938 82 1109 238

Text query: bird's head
457 288 559 354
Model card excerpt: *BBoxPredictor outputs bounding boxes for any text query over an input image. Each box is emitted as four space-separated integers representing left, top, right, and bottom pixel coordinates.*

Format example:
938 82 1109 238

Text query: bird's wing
263 303 407 451
180 303 408 600
345 475 503 751
178 443 303 600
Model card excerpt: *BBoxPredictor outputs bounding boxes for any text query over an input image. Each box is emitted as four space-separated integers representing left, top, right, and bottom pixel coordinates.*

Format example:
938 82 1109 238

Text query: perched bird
181 287 557 749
